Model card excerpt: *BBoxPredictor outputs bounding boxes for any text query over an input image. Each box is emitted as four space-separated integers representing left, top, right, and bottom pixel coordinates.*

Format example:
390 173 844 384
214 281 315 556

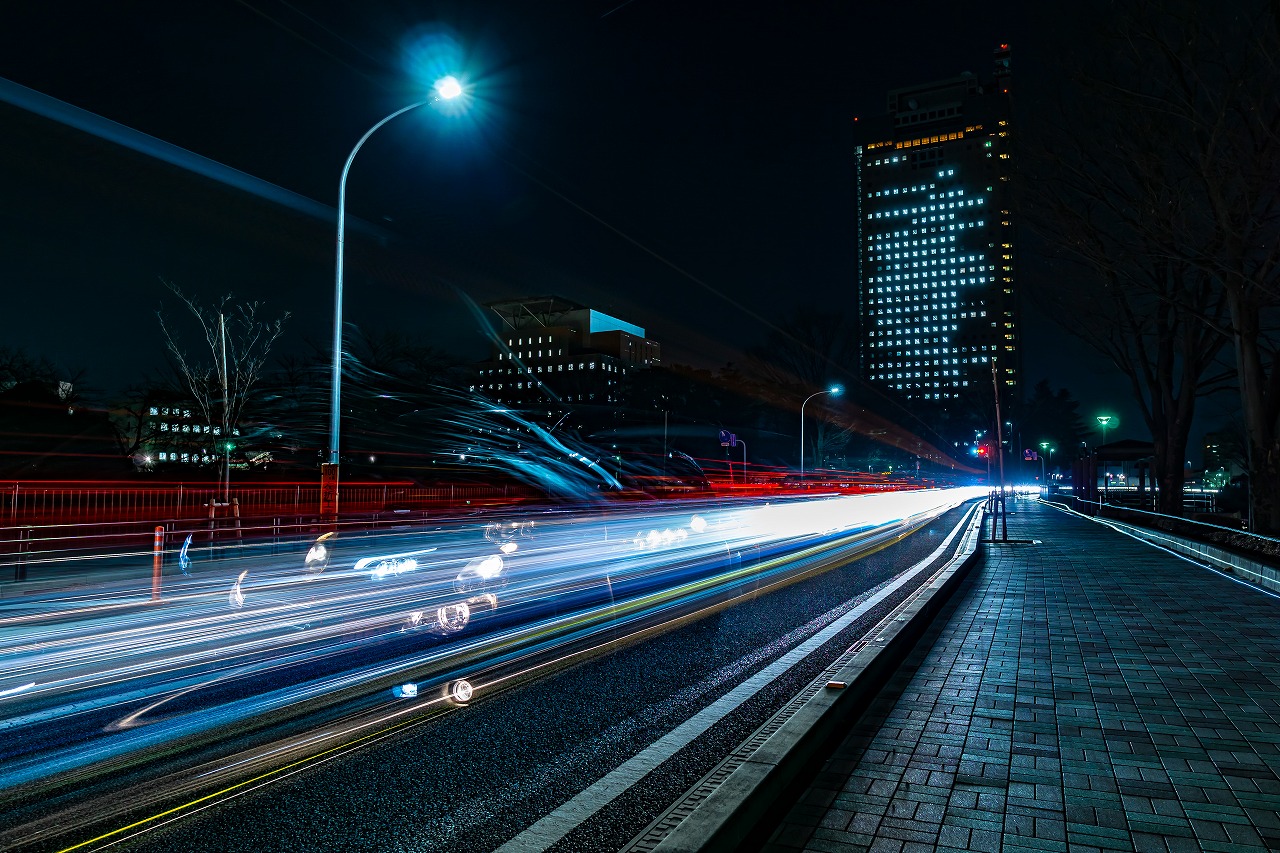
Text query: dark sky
0 1 1168 453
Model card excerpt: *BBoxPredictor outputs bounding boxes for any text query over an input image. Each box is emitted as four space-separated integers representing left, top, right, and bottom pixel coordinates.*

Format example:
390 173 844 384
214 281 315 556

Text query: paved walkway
764 499 1280 853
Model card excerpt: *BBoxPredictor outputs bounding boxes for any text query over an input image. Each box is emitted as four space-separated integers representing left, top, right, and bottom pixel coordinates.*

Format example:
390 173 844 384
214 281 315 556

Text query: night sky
0 1 1180 454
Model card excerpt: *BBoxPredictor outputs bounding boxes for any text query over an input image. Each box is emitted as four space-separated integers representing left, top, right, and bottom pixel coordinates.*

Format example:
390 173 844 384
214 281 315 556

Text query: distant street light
1096 415 1115 503
1039 441 1054 488
799 385 842 481
322 75 465 519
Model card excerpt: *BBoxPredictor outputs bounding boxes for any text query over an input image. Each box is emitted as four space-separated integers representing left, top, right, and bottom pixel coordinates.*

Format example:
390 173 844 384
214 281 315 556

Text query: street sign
1023 449 1039 461
718 429 737 447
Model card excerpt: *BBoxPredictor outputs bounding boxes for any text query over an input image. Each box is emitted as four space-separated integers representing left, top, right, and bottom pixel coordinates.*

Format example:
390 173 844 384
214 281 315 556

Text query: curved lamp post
322 76 464 519
799 385 842 481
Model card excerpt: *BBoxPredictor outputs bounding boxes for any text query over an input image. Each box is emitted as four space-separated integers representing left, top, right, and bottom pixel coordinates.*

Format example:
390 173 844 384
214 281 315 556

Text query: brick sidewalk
764 499 1280 853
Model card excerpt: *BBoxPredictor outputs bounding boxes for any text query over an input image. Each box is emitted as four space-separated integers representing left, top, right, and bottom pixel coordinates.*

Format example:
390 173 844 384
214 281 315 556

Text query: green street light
1096 414 1114 444
1096 415 1116 502
1038 441 1054 487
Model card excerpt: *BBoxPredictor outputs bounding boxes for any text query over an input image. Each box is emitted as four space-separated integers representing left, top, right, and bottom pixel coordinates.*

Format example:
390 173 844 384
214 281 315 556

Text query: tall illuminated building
856 45 1018 408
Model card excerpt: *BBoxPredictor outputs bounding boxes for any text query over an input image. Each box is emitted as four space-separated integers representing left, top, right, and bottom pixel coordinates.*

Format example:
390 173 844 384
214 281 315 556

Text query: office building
856 44 1019 406
471 296 660 413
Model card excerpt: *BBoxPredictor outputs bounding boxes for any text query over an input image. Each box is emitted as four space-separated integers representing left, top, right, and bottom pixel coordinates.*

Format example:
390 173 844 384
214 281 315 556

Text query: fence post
152 525 164 601
14 526 32 582
10 483 17 523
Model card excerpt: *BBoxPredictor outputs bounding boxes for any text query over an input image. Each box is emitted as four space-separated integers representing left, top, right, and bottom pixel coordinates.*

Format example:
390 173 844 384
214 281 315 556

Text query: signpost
718 430 746 484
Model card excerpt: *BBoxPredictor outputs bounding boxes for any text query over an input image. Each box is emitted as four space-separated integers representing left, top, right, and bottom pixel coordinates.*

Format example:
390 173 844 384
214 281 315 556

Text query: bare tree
108 384 163 465
156 280 290 468
1023 0 1237 515
1138 1 1280 531
0 346 58 391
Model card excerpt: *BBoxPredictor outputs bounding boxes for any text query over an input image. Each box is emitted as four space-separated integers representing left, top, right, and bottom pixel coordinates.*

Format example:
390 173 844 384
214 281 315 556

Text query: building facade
856 45 1019 407
471 296 660 415
138 401 241 466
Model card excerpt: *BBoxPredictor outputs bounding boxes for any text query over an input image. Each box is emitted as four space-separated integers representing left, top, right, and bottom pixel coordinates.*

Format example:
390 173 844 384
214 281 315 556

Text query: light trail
0 488 984 849
0 75 382 234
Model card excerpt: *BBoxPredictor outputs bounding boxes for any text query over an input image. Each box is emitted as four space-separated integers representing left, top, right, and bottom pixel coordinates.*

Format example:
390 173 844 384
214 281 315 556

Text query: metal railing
1045 494 1278 568
0 506 511 587
2 480 517 525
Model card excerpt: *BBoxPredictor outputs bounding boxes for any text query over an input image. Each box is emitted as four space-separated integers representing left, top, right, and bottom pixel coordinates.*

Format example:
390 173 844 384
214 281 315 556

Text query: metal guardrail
1057 492 1258 535
1044 485 1220 514
1044 495 1280 580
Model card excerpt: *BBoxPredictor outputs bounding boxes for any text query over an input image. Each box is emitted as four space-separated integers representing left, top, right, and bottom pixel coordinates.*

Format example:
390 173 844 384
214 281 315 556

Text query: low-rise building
472 296 660 416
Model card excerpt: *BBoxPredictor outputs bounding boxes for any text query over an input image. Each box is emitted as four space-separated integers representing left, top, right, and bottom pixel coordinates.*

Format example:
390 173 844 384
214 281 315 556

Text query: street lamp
1039 441 1054 490
321 75 465 519
799 385 842 481
1096 415 1115 503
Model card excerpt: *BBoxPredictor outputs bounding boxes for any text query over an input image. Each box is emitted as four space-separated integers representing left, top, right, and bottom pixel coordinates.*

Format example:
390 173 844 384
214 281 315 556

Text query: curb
623 503 986 853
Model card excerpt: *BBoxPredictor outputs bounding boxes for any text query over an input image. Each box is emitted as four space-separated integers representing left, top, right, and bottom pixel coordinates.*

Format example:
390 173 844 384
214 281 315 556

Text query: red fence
0 480 524 526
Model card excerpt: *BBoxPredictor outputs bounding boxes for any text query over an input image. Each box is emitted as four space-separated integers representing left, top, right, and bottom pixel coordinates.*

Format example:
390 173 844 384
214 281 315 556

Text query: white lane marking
0 683 36 699
495 503 976 853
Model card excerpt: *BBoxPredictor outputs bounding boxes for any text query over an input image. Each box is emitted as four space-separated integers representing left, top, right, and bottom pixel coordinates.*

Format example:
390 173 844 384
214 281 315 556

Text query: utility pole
219 313 230 505
662 408 668 476
992 360 1007 541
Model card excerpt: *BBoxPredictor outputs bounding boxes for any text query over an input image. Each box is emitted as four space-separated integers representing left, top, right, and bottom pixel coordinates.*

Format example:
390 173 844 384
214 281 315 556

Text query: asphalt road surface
0 490 981 852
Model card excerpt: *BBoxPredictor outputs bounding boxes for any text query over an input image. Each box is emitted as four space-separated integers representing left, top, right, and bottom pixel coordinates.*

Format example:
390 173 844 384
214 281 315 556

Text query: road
0 488 985 852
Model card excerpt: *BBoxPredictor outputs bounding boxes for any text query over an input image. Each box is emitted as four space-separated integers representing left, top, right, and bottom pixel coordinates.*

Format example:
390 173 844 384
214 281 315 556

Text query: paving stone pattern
764 499 1280 853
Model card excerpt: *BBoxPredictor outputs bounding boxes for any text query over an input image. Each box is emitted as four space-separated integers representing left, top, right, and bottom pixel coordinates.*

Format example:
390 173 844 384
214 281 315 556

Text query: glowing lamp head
829 385 843 397
434 75 463 100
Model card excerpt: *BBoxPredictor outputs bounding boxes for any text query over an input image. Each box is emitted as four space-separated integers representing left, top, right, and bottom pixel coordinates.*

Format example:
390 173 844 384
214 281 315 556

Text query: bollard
152 525 164 601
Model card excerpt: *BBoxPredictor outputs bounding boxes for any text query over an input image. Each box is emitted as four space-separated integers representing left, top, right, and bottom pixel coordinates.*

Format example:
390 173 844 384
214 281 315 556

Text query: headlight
446 679 474 705
228 570 248 609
